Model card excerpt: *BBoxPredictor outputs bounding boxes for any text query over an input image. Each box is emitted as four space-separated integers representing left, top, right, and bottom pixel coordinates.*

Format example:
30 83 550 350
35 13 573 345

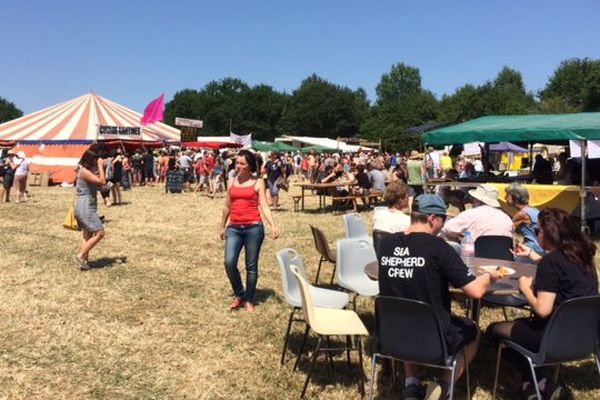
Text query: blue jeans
224 223 265 303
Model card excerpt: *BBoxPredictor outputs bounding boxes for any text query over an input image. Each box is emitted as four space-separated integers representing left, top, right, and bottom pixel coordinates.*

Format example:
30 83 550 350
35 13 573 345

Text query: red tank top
229 182 261 225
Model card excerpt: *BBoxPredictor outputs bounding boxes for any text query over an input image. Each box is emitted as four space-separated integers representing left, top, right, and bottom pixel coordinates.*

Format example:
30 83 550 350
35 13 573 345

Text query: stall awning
423 112 600 145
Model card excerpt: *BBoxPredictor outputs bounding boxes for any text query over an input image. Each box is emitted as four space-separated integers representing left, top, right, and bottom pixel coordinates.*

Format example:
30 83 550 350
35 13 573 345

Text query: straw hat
468 184 501 208
7 149 16 156
409 150 422 159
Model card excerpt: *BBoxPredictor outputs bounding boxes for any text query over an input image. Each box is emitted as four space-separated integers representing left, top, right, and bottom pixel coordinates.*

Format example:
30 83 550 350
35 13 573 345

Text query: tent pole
580 140 588 233
528 141 532 175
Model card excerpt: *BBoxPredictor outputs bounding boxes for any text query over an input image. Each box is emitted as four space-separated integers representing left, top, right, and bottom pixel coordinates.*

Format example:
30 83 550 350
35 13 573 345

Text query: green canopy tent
423 112 600 232
299 144 335 154
423 113 600 145
251 140 297 153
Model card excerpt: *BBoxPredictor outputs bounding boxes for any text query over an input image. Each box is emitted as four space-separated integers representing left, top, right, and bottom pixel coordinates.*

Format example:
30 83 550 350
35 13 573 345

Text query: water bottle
461 231 475 269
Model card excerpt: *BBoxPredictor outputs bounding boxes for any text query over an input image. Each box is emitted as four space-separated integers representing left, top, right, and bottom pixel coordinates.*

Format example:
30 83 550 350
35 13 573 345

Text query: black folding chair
493 295 600 400
369 296 470 400
475 235 528 320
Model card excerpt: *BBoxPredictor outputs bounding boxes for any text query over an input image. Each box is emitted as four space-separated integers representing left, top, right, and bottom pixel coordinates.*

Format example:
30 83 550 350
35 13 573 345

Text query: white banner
175 117 204 128
587 140 600 159
463 142 482 156
230 132 252 148
569 140 583 158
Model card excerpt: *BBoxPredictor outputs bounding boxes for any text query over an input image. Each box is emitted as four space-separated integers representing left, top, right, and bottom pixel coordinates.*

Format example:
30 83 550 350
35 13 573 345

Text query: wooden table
294 181 356 211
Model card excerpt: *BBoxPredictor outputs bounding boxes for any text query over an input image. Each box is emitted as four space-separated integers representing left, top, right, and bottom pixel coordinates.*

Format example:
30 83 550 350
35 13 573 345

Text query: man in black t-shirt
378 194 500 400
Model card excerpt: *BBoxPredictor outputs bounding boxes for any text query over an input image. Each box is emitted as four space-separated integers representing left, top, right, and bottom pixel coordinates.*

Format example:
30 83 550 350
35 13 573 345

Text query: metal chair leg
346 335 352 369
281 308 297 365
301 336 322 398
492 343 504 400
369 354 378 400
501 307 509 321
595 353 600 377
330 263 336 285
357 336 365 397
464 350 470 399
315 257 324 284
553 363 561 382
526 357 542 400
294 325 311 372
448 359 457 400
326 336 334 371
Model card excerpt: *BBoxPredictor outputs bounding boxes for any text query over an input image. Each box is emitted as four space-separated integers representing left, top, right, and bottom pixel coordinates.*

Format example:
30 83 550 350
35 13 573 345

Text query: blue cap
415 194 447 216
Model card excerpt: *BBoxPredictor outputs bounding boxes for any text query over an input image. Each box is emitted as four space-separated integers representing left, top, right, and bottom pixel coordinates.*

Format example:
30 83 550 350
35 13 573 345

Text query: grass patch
0 184 598 399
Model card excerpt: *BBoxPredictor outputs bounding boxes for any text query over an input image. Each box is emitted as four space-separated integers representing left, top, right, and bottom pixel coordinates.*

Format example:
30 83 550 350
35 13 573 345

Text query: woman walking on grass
220 150 280 312
73 144 107 270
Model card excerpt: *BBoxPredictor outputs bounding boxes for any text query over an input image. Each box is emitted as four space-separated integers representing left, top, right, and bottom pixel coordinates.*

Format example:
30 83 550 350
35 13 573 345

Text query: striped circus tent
0 93 180 183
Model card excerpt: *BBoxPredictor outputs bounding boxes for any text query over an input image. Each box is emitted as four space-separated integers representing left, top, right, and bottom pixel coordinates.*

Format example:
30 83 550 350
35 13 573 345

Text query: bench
331 195 357 214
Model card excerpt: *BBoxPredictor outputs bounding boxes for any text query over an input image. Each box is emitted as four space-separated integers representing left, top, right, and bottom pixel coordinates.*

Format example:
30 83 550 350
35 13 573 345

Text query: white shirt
442 205 513 242
373 208 410 233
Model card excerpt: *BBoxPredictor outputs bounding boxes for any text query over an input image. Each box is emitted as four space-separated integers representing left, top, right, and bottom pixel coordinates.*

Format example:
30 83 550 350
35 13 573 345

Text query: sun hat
468 184 501 208
409 150 422 159
7 149 16 156
415 194 447 216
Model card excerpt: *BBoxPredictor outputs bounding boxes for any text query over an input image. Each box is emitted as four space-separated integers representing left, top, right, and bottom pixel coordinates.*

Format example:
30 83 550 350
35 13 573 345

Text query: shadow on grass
253 288 276 306
88 256 128 269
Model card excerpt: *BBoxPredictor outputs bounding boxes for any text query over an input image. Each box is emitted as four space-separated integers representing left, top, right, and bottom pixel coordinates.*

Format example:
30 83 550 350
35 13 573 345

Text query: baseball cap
414 194 447 216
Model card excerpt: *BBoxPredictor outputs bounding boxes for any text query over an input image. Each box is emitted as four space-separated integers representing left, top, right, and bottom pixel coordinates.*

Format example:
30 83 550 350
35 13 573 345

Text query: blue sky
2 0 599 114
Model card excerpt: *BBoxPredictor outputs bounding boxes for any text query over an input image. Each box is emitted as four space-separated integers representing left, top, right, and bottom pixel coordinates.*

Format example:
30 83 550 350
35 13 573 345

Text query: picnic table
294 181 357 211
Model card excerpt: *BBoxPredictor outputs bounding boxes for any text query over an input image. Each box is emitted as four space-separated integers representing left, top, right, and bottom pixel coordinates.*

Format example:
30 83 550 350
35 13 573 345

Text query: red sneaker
230 297 244 310
244 302 255 312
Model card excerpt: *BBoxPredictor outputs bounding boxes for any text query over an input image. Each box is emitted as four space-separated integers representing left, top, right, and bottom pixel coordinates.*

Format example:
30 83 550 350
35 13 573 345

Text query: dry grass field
0 183 599 400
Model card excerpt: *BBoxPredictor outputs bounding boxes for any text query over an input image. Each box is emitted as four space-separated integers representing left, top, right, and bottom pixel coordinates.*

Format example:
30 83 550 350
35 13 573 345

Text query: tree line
2 58 599 151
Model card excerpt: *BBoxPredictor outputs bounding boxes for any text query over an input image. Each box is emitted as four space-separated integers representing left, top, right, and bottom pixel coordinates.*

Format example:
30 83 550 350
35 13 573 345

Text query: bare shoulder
255 178 265 190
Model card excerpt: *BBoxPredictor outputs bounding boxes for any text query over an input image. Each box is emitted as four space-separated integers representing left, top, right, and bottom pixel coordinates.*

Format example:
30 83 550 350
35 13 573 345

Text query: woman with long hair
488 208 598 399
220 149 280 312
73 144 107 270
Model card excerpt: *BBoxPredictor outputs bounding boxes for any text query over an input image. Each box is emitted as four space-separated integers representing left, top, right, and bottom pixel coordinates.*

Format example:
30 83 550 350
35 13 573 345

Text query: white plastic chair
343 213 369 238
276 248 350 366
336 237 379 308
290 264 369 398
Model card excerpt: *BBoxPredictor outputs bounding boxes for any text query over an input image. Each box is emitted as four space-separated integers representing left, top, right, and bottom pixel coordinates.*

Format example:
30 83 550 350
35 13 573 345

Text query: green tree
360 63 439 152
540 58 600 112
439 66 536 124
0 96 23 123
280 74 370 138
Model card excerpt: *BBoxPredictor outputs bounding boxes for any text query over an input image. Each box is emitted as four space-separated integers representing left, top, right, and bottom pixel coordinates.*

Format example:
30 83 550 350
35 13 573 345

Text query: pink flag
140 94 164 126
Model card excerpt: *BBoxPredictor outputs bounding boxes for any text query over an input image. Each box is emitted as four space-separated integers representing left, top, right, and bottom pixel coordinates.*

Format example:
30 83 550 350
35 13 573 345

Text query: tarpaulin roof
423 112 600 145
182 141 241 149
0 92 181 143
489 141 529 153
251 141 297 152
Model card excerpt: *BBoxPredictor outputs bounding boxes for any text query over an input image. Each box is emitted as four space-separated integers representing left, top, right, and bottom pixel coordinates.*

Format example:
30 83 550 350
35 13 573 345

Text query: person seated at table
351 164 371 211
504 183 543 261
488 208 598 400
442 184 513 243
378 194 501 400
367 161 385 194
373 181 410 234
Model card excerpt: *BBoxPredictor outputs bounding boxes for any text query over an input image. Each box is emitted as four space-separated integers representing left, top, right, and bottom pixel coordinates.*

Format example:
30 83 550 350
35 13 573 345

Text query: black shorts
446 316 478 355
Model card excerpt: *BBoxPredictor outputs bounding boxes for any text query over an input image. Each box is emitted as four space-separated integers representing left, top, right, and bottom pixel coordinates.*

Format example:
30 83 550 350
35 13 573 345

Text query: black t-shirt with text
378 232 475 340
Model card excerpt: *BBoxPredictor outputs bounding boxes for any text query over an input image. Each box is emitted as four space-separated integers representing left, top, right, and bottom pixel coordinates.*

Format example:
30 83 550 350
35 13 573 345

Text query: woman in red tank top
220 150 280 312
